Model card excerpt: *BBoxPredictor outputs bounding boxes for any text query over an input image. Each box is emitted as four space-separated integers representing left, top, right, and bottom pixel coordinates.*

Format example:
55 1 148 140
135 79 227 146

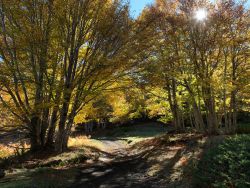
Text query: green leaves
194 135 250 188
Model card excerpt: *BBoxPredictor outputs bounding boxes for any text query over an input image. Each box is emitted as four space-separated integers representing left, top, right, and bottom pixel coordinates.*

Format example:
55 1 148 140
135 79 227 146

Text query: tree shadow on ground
70 134 205 188
1 132 217 188
0 167 78 188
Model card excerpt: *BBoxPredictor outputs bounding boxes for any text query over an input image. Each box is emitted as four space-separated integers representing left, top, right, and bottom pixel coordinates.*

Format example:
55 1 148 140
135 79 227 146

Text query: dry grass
0 142 29 159
0 136 106 160
0 144 14 159
68 136 105 151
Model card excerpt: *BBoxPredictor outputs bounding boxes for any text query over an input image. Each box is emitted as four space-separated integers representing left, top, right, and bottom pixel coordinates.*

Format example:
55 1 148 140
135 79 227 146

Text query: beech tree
0 0 249 154
0 0 55 151
0 0 135 152
141 0 249 133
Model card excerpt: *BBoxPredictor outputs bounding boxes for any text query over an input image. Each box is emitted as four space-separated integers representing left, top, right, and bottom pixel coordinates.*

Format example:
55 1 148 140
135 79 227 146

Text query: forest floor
0 123 227 188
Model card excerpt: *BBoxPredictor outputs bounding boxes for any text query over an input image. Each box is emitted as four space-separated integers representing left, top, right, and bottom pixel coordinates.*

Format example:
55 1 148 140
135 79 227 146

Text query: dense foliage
0 0 249 153
0 0 152 152
194 135 250 188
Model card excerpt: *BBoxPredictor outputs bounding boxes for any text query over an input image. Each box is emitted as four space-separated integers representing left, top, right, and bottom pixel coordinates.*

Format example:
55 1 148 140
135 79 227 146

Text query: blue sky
129 0 250 18
129 0 154 18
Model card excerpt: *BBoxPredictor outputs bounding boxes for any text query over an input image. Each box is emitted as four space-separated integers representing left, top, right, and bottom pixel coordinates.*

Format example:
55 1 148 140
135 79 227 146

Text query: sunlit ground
0 124 249 188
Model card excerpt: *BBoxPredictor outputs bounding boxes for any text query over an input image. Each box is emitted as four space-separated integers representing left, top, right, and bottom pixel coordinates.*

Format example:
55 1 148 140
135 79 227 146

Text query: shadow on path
70 135 201 188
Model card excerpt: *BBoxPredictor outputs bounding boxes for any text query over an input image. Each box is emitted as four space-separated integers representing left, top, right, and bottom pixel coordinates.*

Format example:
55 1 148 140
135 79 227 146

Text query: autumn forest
0 0 249 187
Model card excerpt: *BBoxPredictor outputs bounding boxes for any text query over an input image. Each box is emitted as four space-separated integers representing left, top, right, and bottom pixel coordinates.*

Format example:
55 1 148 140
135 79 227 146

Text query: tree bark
55 100 70 153
45 109 58 148
202 86 218 134
166 80 182 130
229 55 238 133
30 116 42 151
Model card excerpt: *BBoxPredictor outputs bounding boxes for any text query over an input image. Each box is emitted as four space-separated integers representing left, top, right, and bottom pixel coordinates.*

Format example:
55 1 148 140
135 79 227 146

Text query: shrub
194 135 250 188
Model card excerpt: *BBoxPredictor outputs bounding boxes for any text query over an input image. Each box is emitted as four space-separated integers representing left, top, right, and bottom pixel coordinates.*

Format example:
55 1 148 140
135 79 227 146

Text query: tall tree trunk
184 80 205 132
230 90 237 133
45 109 58 148
189 110 194 128
30 116 42 151
223 51 229 133
203 86 218 134
166 80 181 130
40 108 49 147
55 100 70 153
62 119 74 151
192 101 205 132
229 56 237 133
30 74 44 151
45 85 62 148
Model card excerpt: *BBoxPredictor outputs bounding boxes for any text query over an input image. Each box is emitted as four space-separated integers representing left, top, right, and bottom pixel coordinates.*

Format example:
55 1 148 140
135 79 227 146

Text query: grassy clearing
96 123 169 144
194 134 250 188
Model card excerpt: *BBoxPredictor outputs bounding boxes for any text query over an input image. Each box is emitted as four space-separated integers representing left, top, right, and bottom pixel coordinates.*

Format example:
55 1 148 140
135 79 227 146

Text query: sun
194 9 207 21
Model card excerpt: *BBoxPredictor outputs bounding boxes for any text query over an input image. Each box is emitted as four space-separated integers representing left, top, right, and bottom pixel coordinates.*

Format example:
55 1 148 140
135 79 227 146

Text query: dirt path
70 133 203 188
0 123 206 188
100 140 128 153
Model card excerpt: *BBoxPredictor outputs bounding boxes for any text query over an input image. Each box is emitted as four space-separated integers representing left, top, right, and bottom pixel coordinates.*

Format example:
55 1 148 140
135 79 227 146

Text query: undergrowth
194 134 250 188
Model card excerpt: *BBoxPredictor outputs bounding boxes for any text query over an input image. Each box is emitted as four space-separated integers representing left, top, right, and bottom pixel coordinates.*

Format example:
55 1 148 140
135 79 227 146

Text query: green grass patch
105 124 168 140
194 135 250 188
